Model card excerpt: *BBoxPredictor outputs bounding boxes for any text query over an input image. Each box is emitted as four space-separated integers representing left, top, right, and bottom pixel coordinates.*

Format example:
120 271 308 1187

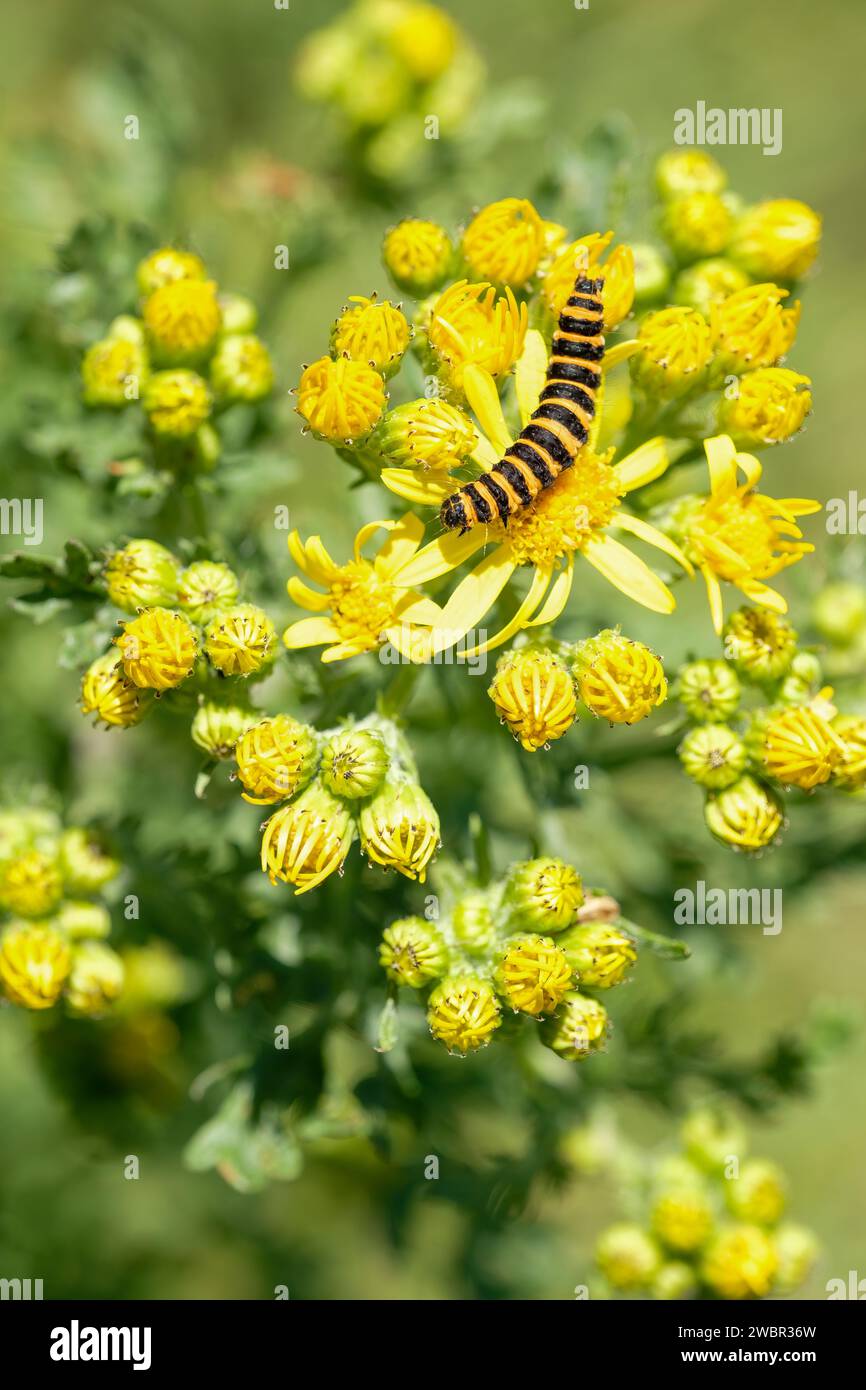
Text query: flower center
685 492 787 580
329 563 399 650
493 452 624 568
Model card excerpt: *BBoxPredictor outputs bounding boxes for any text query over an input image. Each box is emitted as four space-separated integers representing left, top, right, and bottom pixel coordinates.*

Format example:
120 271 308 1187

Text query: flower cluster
0 807 126 1016
488 628 667 751
380 856 643 1056
674 606 866 850
81 245 275 470
294 0 484 185
591 1106 818 1300
233 713 440 894
80 539 278 736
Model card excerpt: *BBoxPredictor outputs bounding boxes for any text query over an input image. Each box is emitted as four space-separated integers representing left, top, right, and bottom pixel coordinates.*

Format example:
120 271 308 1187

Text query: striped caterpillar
440 271 605 531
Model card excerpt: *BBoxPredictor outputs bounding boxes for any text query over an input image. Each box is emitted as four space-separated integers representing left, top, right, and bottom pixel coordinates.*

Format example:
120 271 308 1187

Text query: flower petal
705 434 740 495
602 339 640 371
614 437 670 492
393 594 444 624
526 556 574 626
381 467 455 505
283 616 341 649
515 329 549 428
701 565 725 635
612 511 694 575
433 548 516 653
287 531 337 587
739 580 788 613
459 564 552 658
583 533 675 614
287 577 330 611
391 527 492 586
463 364 512 457
376 512 426 576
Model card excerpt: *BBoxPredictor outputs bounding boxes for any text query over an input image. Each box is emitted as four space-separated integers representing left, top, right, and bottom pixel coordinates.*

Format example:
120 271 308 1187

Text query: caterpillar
440 271 605 531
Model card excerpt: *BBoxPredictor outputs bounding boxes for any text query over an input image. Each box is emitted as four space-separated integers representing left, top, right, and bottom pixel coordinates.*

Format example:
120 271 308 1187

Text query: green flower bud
136 246 206 299
217 293 258 335
630 242 671 302
59 827 120 894
66 941 125 1016
504 857 583 933
595 1223 661 1289
777 651 822 706
177 561 240 625
82 337 149 408
724 607 797 682
682 1106 747 1173
672 257 750 317
194 422 222 471
107 315 146 345
812 582 866 647
678 723 747 790
661 193 733 264
677 659 741 722
452 890 498 955
652 1261 698 1300
210 334 275 403
557 921 637 988
191 701 257 761
704 774 784 852
543 991 609 1061
656 149 727 201
54 900 112 941
773 1224 819 1292
379 916 448 987
726 1158 786 1226
104 539 180 613
375 397 476 470
359 780 440 882
320 728 390 800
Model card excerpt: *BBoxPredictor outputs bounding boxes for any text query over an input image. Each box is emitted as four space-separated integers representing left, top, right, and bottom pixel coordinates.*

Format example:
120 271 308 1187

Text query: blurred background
0 0 865 1298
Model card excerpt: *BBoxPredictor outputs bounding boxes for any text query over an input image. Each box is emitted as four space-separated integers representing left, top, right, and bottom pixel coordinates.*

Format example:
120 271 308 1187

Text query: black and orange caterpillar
440 271 605 531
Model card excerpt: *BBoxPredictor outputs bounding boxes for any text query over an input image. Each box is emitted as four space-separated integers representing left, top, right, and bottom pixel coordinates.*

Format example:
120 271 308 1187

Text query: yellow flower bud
376 397 477 470
451 890 497 954
209 334 275 402
774 1224 819 1292
761 701 845 790
558 921 637 989
136 246 206 298
359 781 440 882
831 714 866 792
673 257 750 317
54 900 112 941
682 1105 747 1172
651 1186 715 1254
388 3 458 82
812 582 866 647
711 283 800 371
379 916 448 987
204 604 277 677
726 1158 786 1226
729 199 821 281
333 296 411 375
631 305 712 396
143 369 212 439
494 934 572 1015
82 338 148 408
724 607 797 682
427 279 527 391
0 922 71 1009
382 218 453 296
260 783 354 895
655 149 726 201
652 1261 698 1300
596 1223 661 1289
81 651 152 728
66 941 125 1016
296 355 386 443
234 715 318 805
574 629 667 725
104 539 179 613
59 827 119 894
427 975 501 1054
117 608 198 691
601 244 635 329
461 197 546 287
543 990 609 1060
720 367 811 447
177 560 240 625
704 775 783 851
143 278 221 365
661 192 733 263
217 292 258 335
0 849 62 918
679 723 747 790
488 647 577 751
701 1223 778 1299
504 857 583 933
320 728 389 799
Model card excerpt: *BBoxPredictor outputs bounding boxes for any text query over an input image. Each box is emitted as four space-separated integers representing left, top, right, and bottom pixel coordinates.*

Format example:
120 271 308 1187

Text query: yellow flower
210 333 275 402
0 850 62 918
730 199 821 281
631 305 713 395
651 1188 715 1254
673 257 750 317
234 715 318 805
427 975 502 1054
105 539 179 613
376 397 477 473
488 646 577 750
600 244 635 330
761 698 846 790
677 436 819 633
544 991 609 1060
379 916 448 987
66 942 125 1016
382 334 690 658
116 608 198 691
81 651 152 728
283 513 442 663
427 279 527 390
177 560 240 624
260 783 354 895
596 1223 662 1290
333 295 411 375
358 780 440 882
656 149 726 200
538 232 613 318
558 921 637 988
296 355 386 443
726 1159 787 1226
143 278 221 364
136 246 206 298
495 934 572 1015
702 1224 778 1299
388 2 458 82
711 283 800 371
382 217 453 295
720 367 812 447
505 857 583 932
573 629 667 724
204 603 277 676
832 714 866 792
82 338 148 408
0 922 71 1010
704 774 783 851
661 192 733 262
143 369 211 439
461 198 546 287
723 606 797 681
